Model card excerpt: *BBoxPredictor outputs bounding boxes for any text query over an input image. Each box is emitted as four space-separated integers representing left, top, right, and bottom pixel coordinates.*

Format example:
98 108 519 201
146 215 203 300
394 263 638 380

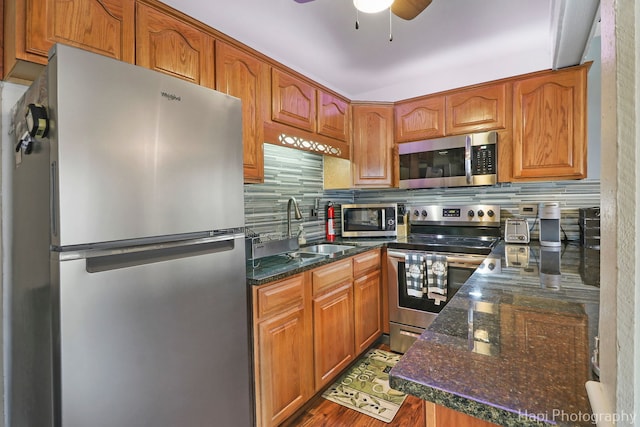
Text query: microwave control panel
472 145 496 175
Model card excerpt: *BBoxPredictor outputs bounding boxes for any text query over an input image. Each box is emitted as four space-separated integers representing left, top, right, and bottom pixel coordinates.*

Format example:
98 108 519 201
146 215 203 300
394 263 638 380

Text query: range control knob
487 209 495 217
467 210 475 218
421 210 428 217
478 210 485 217
413 209 420 217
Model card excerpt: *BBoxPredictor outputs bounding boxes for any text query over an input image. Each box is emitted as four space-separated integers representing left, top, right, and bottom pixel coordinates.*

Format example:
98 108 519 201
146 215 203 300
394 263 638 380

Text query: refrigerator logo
161 92 182 101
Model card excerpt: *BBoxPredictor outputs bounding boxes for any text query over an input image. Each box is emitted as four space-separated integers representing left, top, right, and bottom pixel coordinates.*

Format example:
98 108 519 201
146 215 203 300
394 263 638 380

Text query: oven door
386 249 486 353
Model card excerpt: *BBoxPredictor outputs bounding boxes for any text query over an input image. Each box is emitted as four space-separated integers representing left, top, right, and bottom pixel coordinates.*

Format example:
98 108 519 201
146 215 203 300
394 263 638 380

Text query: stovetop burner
390 204 502 255
390 234 500 255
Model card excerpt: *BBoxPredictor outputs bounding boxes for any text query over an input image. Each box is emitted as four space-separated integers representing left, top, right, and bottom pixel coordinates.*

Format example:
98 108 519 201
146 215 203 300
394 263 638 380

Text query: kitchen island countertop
389 241 600 426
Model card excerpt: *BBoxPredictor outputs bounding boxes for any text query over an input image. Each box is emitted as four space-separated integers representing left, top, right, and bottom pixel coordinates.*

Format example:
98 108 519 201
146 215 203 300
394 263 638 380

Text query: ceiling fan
293 0 433 20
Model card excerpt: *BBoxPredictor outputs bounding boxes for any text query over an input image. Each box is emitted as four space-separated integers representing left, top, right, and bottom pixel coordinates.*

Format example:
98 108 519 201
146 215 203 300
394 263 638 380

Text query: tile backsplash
244 145 600 242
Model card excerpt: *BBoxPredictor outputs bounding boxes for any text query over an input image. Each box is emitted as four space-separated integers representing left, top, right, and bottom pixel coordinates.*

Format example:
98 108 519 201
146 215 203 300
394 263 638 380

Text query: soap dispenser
297 225 307 245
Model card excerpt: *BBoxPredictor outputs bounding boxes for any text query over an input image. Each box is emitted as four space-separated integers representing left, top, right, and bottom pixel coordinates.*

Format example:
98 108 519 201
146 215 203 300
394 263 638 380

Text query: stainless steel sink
297 244 354 254
287 251 326 259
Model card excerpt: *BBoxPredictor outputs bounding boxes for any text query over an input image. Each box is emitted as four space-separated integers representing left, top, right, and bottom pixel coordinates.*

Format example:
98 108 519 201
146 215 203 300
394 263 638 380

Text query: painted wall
586 36 601 179
599 0 639 422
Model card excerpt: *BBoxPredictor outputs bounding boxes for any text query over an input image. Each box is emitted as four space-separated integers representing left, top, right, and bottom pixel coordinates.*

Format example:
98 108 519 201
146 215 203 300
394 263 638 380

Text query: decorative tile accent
278 133 343 156
244 144 354 242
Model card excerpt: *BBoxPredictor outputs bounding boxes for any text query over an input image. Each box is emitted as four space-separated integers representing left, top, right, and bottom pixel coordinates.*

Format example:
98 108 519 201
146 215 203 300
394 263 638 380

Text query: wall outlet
519 204 538 216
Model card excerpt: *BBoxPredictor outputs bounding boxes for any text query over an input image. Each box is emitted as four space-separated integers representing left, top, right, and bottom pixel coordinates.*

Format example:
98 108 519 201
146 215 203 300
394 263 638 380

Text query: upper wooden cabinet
445 83 507 135
3 0 135 81
395 95 445 142
317 91 350 142
511 64 588 180
352 103 395 188
394 83 507 143
136 1 215 88
271 67 316 132
215 40 267 183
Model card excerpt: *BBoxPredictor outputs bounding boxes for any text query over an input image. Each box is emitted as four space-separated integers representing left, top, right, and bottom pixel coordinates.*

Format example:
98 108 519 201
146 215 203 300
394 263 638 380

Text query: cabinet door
215 41 266 183
271 68 316 132
136 2 215 88
256 307 312 427
313 282 355 390
4 0 135 80
352 103 395 187
253 275 313 427
445 83 507 135
425 401 500 427
394 95 445 142
354 270 382 354
512 65 587 180
317 90 350 142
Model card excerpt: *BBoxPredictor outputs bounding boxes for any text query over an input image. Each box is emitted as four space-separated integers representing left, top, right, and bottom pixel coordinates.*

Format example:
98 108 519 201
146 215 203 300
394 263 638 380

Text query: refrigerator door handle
84 235 240 273
51 161 58 237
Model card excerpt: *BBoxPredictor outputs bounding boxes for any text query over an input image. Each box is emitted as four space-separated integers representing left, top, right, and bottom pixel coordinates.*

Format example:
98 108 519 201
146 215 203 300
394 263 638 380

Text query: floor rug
321 348 407 423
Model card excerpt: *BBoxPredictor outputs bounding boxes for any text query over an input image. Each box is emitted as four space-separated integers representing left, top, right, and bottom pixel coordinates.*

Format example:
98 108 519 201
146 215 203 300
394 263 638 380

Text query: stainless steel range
387 204 501 353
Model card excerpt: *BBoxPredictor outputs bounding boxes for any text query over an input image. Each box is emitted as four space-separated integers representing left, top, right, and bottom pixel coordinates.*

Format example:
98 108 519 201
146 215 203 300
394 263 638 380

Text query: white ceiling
162 0 599 102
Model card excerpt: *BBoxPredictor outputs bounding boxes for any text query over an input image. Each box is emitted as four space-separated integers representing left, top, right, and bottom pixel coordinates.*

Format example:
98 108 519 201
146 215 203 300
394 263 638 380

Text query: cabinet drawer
352 249 381 277
312 259 352 296
255 274 305 320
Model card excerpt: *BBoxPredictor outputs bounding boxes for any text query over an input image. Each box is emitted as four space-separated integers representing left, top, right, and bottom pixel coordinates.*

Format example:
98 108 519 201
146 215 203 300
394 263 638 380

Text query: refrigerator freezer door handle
85 236 238 273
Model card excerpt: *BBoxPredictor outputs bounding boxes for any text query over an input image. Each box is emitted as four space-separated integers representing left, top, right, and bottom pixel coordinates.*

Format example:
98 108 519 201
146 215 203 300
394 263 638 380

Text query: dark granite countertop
246 237 394 286
389 241 600 427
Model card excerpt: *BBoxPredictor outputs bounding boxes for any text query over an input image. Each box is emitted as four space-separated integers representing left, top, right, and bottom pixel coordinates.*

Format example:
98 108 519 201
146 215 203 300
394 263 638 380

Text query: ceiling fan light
353 0 394 14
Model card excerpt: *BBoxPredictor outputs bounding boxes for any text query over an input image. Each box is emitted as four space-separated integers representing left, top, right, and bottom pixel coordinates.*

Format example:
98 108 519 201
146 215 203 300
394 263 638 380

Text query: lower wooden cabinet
313 281 355 390
252 274 313 427
425 401 499 427
311 259 355 390
353 249 382 353
252 249 383 426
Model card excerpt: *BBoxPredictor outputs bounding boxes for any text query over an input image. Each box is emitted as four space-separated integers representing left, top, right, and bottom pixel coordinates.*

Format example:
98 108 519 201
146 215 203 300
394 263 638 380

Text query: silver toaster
504 218 530 243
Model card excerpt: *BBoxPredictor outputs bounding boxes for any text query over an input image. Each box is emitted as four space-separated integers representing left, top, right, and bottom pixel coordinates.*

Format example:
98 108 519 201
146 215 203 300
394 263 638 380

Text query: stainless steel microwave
341 203 397 238
398 131 497 189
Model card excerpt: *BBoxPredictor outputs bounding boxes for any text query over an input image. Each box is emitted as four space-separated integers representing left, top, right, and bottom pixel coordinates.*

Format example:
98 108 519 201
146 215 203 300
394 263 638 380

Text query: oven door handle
387 249 410 259
388 250 484 269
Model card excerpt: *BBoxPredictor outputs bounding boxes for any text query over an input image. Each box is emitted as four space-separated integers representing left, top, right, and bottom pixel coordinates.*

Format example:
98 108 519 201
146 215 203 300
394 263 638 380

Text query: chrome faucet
287 197 303 237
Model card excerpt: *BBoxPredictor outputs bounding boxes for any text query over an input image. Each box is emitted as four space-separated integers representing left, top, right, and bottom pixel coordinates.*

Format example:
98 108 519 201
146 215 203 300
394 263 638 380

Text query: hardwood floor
282 392 425 427
282 343 425 427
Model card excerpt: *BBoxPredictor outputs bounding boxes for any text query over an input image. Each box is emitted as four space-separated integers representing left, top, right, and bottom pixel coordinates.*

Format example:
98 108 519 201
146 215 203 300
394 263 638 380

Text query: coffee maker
539 202 561 247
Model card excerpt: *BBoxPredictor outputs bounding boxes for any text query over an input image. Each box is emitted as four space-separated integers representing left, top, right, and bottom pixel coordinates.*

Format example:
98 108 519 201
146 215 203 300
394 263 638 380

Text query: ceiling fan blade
391 0 432 20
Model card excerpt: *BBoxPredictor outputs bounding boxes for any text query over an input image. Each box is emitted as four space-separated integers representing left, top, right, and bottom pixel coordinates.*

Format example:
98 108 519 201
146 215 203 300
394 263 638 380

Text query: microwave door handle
381 209 385 229
465 135 472 184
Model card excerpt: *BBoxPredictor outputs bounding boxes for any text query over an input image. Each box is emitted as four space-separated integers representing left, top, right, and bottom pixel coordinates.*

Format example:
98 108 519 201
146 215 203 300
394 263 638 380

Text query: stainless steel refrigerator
9 44 252 427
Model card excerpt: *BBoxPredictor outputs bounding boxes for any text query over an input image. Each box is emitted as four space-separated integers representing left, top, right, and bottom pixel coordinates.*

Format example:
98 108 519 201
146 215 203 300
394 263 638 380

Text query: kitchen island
389 242 600 426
